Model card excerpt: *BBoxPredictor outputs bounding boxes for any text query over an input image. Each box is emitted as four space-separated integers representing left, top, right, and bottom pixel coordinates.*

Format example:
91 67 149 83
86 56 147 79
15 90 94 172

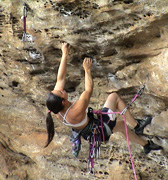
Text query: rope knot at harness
91 110 105 142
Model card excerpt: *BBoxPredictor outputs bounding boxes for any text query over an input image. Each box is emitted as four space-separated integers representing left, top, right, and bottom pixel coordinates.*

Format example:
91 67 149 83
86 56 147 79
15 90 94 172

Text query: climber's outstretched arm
54 43 70 90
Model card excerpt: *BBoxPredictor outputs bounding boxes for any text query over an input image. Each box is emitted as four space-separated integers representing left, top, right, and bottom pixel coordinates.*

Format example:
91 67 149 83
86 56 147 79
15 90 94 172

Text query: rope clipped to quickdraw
22 3 27 42
121 84 145 115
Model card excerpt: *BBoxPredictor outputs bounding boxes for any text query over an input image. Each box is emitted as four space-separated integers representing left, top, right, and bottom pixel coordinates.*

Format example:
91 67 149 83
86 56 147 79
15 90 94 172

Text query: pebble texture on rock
0 0 168 180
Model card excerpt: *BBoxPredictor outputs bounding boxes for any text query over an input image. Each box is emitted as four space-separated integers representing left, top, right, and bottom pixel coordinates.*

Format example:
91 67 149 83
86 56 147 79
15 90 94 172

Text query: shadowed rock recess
0 0 168 180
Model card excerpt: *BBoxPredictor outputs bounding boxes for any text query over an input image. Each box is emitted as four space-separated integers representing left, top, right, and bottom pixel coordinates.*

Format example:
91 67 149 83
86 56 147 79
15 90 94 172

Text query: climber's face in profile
52 89 68 100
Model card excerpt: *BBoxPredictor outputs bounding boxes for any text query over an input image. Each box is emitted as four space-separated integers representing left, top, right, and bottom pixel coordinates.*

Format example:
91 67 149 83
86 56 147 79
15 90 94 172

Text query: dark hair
44 92 64 147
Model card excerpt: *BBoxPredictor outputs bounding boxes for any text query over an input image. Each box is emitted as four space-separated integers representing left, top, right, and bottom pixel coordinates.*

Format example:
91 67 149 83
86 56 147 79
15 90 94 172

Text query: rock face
0 0 168 180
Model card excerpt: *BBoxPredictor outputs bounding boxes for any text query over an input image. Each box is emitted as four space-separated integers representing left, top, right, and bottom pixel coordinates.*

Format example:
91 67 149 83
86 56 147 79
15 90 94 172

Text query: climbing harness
22 3 27 42
86 85 145 179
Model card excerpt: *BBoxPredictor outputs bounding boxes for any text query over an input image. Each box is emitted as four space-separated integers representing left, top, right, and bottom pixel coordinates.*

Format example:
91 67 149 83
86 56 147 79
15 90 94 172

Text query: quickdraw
87 125 101 174
121 84 145 115
22 3 27 42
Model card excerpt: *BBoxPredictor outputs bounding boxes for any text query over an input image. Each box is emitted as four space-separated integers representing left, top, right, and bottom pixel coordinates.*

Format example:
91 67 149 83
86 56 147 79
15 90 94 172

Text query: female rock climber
45 42 162 156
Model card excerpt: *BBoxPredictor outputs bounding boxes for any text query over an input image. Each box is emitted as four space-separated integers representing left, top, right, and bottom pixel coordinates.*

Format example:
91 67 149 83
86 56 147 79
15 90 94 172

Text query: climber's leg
103 93 137 127
113 120 147 146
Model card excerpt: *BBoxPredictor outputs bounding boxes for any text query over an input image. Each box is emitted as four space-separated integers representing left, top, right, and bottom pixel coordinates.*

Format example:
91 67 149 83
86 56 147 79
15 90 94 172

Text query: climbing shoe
144 140 163 154
134 115 152 135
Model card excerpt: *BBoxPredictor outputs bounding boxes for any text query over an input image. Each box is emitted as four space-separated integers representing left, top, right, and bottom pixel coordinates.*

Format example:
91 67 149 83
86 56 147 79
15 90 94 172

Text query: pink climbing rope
122 114 137 180
93 110 138 180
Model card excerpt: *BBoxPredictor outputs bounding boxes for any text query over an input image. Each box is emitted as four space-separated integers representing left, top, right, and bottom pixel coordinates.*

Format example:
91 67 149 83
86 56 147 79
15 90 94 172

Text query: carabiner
137 84 145 96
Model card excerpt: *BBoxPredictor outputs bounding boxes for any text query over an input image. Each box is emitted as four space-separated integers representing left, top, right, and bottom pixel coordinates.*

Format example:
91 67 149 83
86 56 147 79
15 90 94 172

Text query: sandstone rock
0 0 168 180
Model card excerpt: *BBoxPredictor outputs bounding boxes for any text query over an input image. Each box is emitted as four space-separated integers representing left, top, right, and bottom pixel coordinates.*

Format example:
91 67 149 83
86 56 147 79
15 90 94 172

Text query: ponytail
44 111 55 148
45 92 64 147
